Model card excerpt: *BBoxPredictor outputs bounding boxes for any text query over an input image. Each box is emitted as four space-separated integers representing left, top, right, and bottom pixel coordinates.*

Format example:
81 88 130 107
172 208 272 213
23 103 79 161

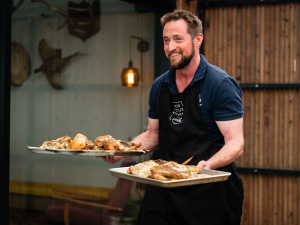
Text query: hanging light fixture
121 59 139 87
121 36 149 87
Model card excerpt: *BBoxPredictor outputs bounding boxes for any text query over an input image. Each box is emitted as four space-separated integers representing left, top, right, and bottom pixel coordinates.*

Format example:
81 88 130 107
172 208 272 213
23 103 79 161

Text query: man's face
163 19 195 70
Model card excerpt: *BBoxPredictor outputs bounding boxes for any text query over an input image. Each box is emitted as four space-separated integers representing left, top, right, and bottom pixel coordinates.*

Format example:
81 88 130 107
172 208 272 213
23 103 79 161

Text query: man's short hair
160 10 203 39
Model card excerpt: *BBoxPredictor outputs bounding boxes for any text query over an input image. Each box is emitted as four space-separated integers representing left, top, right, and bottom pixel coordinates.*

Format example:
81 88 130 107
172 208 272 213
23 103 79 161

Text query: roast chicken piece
127 160 161 178
127 159 202 181
40 135 71 149
94 135 146 151
150 166 184 180
70 133 94 150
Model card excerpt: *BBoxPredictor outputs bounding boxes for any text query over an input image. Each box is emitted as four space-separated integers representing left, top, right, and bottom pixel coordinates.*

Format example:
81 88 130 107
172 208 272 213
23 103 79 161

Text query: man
101 10 244 225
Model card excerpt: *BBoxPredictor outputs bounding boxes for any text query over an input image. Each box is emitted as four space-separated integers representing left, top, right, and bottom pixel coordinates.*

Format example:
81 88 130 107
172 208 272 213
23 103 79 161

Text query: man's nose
168 40 176 52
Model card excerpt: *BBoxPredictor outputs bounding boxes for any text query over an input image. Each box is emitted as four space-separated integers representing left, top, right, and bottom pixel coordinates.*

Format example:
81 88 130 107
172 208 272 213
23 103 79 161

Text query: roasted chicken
127 159 202 181
94 135 146 151
39 134 145 151
70 133 94 150
40 135 71 149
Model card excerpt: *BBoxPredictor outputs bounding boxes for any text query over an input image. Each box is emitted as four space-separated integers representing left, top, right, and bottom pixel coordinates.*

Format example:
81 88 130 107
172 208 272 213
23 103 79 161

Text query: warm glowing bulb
128 72 134 84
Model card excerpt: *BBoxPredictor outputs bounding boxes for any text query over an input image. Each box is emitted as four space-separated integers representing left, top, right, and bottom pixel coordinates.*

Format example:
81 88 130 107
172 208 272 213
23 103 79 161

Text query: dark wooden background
204 3 300 225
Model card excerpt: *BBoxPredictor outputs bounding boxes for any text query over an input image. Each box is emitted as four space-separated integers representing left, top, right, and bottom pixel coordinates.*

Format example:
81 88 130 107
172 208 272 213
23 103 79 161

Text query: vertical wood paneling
268 6 275 225
205 8 212 63
232 7 237 80
218 8 223 68
226 7 232 77
283 5 290 225
204 3 300 225
273 5 280 225
223 7 228 73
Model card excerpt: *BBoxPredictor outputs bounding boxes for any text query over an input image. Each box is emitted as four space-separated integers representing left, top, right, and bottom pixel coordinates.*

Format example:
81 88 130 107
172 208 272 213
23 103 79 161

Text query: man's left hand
197 160 213 170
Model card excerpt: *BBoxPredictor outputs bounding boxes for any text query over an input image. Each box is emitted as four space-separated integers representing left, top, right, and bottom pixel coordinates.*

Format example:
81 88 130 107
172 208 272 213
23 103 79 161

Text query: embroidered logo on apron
199 94 202 106
169 101 184 124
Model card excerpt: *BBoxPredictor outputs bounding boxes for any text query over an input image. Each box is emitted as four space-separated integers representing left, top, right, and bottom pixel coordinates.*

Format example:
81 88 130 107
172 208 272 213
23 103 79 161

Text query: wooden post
176 0 198 16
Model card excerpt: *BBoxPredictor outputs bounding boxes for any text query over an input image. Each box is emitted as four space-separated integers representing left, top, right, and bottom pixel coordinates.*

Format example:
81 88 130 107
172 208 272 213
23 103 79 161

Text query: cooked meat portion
94 135 146 151
39 134 145 151
150 166 184 180
95 135 119 150
40 135 71 149
119 141 144 151
127 160 160 177
87 140 95 150
127 159 203 181
70 133 94 150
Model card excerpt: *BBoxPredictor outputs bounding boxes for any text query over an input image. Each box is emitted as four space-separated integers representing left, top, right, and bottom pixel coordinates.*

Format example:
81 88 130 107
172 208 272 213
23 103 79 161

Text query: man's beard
168 42 195 70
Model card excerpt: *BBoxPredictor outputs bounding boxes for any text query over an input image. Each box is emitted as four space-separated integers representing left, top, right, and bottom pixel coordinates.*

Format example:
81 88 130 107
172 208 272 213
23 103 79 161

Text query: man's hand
96 156 124 164
96 118 159 164
197 160 213 170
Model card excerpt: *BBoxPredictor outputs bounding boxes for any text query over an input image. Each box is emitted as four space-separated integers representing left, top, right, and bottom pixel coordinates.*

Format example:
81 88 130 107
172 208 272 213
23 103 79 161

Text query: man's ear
194 33 203 48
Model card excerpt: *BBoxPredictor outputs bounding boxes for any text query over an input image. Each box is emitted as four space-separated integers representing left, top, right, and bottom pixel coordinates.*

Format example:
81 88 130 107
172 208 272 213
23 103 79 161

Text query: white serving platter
108 167 231 188
27 147 145 156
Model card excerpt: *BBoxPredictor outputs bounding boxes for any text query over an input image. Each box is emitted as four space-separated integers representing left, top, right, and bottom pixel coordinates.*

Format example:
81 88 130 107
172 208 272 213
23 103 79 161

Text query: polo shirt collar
164 54 208 88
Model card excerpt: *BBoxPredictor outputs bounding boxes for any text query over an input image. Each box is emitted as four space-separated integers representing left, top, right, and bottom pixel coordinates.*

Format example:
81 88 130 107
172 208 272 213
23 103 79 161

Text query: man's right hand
96 156 124 164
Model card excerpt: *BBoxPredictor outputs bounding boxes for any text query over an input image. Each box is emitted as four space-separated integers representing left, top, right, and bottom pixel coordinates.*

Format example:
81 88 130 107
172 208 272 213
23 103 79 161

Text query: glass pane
10 0 154 224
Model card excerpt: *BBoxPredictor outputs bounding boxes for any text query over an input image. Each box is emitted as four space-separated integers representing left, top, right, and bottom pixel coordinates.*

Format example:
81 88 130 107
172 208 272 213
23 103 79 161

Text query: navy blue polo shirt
148 54 243 147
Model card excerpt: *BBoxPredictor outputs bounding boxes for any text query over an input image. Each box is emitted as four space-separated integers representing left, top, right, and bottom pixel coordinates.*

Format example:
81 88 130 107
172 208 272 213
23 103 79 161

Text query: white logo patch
169 101 184 124
199 94 202 106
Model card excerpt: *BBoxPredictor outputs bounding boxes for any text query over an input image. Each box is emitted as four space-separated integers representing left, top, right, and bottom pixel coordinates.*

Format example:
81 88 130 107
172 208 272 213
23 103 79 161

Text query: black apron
137 79 244 225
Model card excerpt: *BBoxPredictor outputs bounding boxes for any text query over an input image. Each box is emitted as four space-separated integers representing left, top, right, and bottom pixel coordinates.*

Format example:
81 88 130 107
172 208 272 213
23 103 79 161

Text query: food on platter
40 135 71 149
70 133 95 150
94 135 146 151
126 159 163 178
38 134 146 151
127 159 202 181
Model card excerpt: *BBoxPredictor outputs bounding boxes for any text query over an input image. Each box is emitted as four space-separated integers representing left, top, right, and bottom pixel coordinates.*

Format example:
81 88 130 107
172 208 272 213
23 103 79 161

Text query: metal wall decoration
34 39 84 90
68 0 101 42
11 42 31 87
30 0 101 42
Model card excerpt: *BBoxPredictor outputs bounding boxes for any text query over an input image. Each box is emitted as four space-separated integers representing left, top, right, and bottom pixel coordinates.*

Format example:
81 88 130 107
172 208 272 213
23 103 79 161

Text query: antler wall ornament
34 39 84 90
30 0 101 41
12 0 25 13
30 0 72 30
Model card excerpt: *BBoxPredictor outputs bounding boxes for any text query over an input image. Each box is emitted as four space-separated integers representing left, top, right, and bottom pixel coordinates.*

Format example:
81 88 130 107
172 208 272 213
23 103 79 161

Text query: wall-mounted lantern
121 36 149 87
121 59 139 87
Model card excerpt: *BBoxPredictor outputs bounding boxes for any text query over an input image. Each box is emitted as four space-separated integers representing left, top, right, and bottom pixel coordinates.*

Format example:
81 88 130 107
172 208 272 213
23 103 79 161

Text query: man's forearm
204 140 244 170
132 130 159 154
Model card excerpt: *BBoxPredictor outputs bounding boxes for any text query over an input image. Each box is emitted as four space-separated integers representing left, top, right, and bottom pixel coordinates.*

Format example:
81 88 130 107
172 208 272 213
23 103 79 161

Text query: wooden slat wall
204 3 300 225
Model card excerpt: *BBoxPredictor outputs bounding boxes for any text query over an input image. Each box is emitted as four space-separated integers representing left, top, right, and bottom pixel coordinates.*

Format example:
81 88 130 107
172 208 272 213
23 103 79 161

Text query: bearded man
100 10 244 225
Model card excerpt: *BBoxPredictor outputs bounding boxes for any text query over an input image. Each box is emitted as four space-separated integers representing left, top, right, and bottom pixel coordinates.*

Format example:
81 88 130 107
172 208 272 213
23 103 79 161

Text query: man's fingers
96 156 114 164
96 156 124 164
197 160 207 168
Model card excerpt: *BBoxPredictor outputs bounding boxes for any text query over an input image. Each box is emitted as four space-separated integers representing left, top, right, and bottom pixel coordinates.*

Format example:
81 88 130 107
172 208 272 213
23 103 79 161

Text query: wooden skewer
182 156 193 165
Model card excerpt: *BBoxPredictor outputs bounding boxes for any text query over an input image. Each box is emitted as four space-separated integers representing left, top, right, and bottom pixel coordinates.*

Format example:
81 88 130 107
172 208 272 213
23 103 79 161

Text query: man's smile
170 53 180 57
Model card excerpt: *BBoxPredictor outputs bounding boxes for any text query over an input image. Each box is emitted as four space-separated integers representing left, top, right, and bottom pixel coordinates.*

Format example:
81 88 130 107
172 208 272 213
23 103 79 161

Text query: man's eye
164 39 169 43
